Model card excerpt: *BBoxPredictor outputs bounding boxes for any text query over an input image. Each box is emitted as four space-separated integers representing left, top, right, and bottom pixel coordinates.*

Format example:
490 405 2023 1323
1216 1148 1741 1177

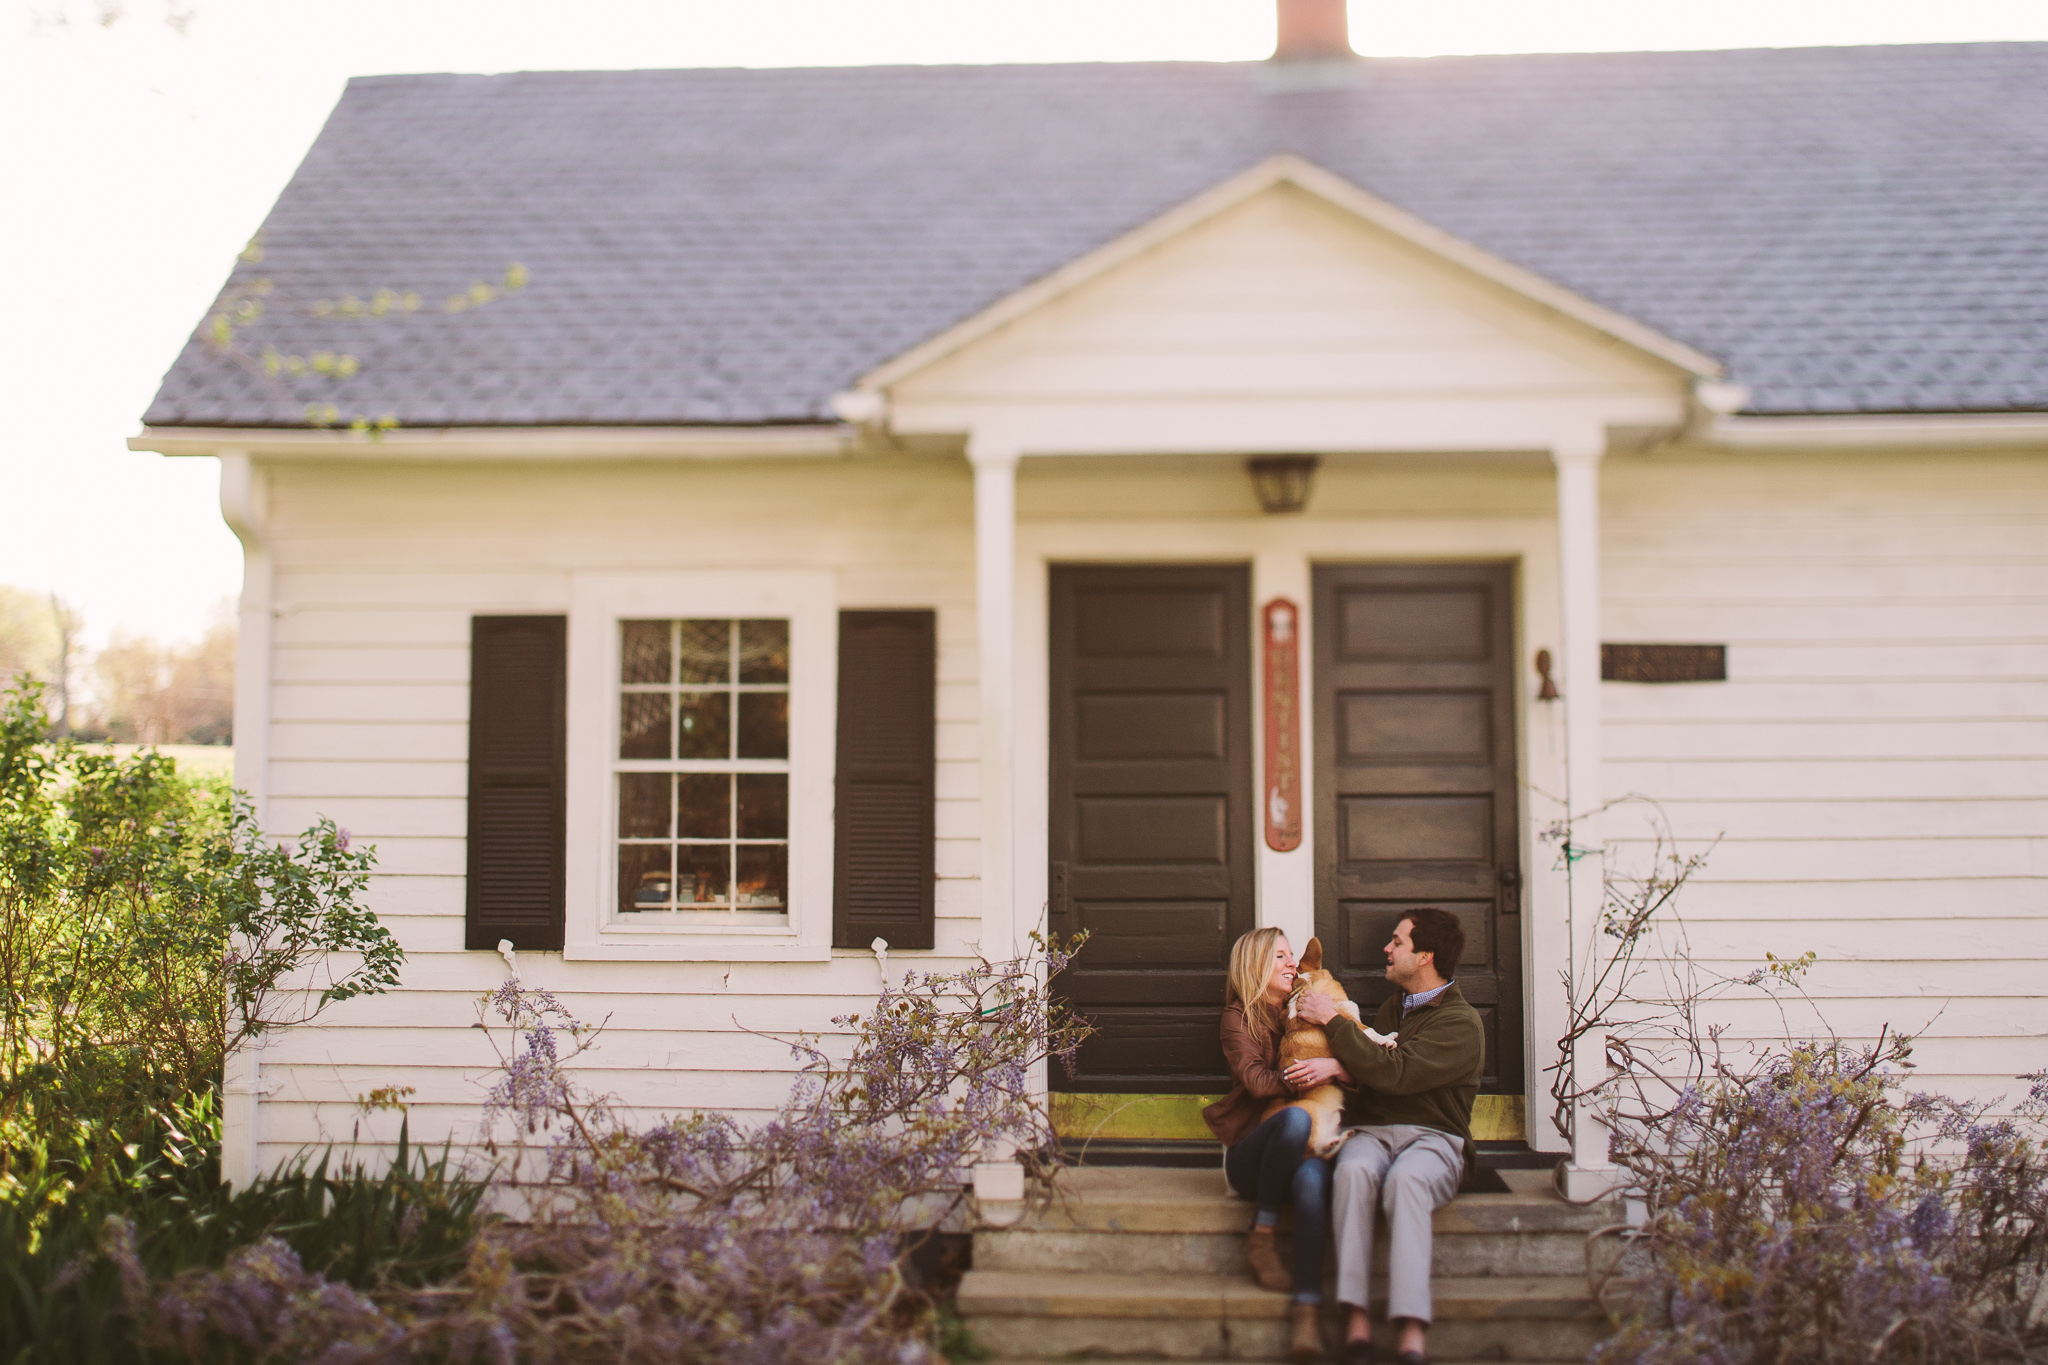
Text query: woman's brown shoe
1287 1301 1326 1363
1244 1229 1290 1293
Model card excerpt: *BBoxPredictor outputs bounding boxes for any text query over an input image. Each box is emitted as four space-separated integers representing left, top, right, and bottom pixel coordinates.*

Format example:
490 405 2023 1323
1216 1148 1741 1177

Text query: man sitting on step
1289 908 1485 1365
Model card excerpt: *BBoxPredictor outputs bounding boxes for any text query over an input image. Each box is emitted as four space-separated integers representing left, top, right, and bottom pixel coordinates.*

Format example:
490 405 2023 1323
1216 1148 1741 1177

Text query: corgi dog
1260 937 1398 1158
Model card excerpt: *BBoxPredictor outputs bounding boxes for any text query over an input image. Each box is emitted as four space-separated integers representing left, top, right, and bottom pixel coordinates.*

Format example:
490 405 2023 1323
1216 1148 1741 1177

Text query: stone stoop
957 1166 1616 1362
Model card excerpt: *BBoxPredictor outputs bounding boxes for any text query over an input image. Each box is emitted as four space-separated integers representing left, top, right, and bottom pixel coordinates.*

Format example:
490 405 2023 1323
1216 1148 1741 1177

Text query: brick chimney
1273 0 1353 61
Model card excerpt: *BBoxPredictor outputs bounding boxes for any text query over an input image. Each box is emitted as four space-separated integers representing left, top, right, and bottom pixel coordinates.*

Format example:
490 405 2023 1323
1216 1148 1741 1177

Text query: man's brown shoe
1244 1229 1290 1292
1287 1301 1326 1363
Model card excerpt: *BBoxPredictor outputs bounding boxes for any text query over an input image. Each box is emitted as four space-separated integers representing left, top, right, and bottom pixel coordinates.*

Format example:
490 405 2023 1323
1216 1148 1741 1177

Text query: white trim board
130 425 856 461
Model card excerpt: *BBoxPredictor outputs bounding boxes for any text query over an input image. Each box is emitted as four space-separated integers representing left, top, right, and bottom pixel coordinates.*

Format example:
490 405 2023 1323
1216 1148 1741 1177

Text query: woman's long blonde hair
1226 927 1288 1057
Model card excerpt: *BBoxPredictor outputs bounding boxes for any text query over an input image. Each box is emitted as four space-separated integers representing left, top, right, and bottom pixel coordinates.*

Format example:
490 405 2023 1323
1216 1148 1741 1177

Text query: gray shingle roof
143 43 2048 426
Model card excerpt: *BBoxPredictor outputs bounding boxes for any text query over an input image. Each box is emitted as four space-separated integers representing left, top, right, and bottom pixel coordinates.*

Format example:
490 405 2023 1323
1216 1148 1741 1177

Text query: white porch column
1552 435 1615 1200
969 438 1022 955
967 437 1027 1203
217 450 270 1190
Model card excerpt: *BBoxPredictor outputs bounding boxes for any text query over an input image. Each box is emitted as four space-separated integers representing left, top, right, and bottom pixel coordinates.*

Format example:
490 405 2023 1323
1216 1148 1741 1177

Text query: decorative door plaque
1262 598 1303 852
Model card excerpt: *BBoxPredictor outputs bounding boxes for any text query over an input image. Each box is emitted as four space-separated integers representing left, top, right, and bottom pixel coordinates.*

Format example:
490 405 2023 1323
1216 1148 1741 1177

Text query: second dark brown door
1049 564 1256 1094
1312 563 1524 1095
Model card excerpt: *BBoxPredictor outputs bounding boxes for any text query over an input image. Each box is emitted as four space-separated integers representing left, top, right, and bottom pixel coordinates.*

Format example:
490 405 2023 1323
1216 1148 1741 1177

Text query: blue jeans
1224 1105 1331 1303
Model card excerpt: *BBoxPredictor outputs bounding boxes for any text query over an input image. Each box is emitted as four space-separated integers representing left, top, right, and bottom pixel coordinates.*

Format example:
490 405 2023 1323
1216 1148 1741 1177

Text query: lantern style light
1246 454 1320 514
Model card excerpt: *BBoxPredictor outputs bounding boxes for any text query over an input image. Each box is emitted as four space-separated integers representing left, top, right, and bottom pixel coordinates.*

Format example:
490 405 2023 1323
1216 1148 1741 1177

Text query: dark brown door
1049 564 1256 1094
1312 563 1523 1095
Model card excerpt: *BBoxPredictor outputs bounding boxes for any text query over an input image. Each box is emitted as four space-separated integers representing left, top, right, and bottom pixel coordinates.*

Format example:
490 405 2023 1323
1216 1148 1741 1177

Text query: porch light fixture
1246 455 1320 514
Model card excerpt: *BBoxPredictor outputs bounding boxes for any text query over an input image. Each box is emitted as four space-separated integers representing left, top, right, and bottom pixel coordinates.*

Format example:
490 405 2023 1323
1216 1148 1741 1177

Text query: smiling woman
1204 926 1335 1363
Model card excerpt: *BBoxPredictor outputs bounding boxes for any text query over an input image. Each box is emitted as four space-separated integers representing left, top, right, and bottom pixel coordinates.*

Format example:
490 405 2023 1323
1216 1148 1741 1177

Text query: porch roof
142 43 2048 430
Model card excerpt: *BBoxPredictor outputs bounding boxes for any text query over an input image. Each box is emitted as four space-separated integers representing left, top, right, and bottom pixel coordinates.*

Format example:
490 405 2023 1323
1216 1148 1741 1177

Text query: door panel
1314 563 1524 1095
1051 564 1255 1093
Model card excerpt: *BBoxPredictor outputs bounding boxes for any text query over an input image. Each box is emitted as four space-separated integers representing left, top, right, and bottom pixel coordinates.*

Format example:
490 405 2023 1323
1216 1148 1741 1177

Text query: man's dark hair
1404 907 1465 980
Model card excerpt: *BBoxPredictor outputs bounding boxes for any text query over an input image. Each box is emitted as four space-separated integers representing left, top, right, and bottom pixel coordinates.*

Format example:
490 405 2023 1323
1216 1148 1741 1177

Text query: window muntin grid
615 619 789 917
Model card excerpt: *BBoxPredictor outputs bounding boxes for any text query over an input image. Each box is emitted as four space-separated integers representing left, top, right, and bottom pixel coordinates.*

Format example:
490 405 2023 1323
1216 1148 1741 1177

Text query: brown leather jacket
1201 998 1291 1148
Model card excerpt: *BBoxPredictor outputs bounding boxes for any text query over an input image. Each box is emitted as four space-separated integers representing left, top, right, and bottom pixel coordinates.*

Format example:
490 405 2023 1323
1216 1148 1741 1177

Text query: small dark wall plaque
1602 643 1727 683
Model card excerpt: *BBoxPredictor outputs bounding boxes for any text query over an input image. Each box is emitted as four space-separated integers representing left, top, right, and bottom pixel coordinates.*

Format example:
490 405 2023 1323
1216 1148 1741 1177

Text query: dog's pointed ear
1299 937 1324 972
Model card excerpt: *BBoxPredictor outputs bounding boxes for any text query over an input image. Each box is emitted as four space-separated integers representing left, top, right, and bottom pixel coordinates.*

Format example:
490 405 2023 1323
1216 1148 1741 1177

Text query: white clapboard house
134 8 2048 1194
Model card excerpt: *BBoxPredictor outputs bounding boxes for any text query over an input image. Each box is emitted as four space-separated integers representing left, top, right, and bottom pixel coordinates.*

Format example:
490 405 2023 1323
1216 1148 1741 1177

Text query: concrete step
958 1268 1597 1319
956 1270 1604 1362
975 1166 1615 1280
974 1223 1590 1277
980 1167 1612 1234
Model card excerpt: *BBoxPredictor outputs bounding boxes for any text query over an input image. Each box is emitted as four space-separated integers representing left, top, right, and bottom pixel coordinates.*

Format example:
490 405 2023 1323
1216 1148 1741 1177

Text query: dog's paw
1362 1027 1399 1049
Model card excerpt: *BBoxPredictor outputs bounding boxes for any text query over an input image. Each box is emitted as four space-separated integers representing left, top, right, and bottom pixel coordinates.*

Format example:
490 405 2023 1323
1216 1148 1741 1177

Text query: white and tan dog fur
1260 937 1398 1157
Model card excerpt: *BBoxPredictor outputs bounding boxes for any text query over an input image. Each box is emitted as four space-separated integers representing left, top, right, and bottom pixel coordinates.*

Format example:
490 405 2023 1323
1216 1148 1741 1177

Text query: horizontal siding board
1624 918 2048 960
276 570 572 608
1602 680 2048 721
271 683 469 723
274 610 473 647
1601 798 2048 840
1604 837 2039 882
270 760 470 799
1715 643 2048 681
1634 878 2047 920
1599 603 2046 641
1602 720 2048 760
273 646 471 684
261 1027 827 1070
1638 996 2046 1038
1602 562 2048 601
1604 758 2048 800
270 722 469 762
268 798 468 839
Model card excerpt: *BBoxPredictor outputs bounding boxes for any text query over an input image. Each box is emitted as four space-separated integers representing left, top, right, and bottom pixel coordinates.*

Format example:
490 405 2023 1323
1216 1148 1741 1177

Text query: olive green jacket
1325 982 1486 1144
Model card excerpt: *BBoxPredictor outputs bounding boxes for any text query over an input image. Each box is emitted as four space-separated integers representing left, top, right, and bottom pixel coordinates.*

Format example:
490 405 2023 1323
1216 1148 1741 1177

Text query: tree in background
81 613 235 746
0 586 233 746
0 588 82 736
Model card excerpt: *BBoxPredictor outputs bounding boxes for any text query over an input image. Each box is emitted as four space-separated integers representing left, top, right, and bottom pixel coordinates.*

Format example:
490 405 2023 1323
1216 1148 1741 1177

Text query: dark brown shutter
466 616 567 951
834 610 936 950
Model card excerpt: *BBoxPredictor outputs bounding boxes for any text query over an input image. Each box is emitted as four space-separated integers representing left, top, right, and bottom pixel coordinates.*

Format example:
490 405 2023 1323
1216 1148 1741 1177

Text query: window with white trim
614 618 790 921
565 571 833 961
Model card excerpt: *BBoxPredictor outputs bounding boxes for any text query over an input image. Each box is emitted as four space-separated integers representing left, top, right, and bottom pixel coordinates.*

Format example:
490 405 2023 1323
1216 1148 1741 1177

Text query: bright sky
4 0 2045 645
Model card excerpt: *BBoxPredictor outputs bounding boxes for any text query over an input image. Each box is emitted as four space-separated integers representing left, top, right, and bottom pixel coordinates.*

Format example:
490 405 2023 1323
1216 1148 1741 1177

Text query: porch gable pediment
865 155 1721 458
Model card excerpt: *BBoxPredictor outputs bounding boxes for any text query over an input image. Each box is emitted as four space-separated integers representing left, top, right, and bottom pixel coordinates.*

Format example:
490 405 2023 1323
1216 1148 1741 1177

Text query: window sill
612 911 791 929
564 934 832 963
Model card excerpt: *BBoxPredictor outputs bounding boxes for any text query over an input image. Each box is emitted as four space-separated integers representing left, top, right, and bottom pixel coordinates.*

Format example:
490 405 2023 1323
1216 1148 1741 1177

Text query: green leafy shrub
0 676 416 1361
0 677 401 1155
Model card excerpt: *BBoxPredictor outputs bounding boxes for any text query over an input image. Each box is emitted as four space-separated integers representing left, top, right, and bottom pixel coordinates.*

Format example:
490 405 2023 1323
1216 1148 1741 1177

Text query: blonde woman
1201 927 1344 1363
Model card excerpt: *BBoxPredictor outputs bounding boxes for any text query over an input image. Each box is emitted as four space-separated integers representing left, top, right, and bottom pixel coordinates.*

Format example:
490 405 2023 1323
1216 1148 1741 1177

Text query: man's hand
1294 991 1339 1026
1283 1056 1351 1089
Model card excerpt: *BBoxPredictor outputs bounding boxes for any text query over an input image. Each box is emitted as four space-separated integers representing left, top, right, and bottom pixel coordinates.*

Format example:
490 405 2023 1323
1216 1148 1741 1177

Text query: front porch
845 158 1725 1186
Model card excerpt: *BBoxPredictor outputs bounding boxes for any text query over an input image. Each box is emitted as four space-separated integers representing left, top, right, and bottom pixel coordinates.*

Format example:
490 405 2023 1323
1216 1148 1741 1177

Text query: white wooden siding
251 455 979 1174
1600 449 2048 1112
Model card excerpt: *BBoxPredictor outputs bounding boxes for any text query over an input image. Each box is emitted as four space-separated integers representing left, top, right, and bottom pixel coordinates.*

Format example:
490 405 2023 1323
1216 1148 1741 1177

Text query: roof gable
885 170 1695 455
862 154 1721 399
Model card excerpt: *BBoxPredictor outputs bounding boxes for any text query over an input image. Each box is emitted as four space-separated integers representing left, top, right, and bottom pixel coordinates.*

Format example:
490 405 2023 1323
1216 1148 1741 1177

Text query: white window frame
564 570 837 961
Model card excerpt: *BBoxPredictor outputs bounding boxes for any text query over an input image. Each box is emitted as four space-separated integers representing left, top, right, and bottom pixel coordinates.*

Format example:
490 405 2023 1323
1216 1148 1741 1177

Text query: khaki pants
1331 1124 1464 1324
